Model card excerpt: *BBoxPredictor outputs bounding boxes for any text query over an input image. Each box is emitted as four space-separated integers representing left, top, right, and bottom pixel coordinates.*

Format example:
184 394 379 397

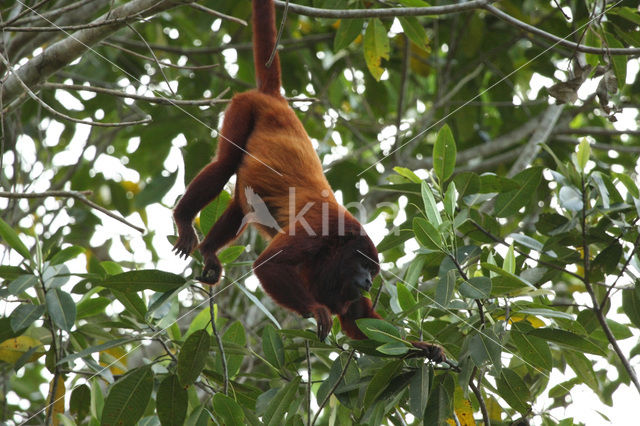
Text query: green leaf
363 18 390 80
45 289 76 331
393 166 422 184
58 338 133 365
444 182 457 218
76 297 111 319
459 276 491 299
217 245 245 264
262 324 285 368
564 350 599 393
101 366 153 426
469 329 502 371
8 274 38 295
377 229 412 252
528 328 606 356
510 324 552 371
433 124 457 182
399 17 428 49
613 172 639 198
609 6 640 25
0 217 31 260
355 318 402 343
409 364 431 418
157 374 188 426
70 384 91 422
10 304 45 333
424 375 454 426
493 167 542 217
604 32 626 91
413 217 442 250
112 290 147 321
177 329 210 386
334 18 363 51
212 394 244 426
496 368 530 414
396 282 418 320
234 282 281 329
435 269 456 307
199 191 231 235
376 341 409 355
503 244 515 274
263 376 301 425
576 138 590 171
558 186 583 211
101 269 186 293
219 321 246 378
421 181 442 226
49 246 84 265
622 289 640 328
363 360 402 408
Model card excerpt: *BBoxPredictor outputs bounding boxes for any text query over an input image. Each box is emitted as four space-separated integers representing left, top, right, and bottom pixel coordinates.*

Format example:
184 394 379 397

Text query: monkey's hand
197 254 222 285
410 341 447 363
172 226 198 259
309 304 332 341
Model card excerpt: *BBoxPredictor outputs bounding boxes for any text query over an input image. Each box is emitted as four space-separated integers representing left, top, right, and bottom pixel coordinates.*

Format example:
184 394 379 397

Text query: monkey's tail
252 0 282 96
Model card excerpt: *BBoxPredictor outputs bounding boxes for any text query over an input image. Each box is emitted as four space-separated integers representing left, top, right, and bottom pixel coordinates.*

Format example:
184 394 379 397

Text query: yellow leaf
486 396 502 421
121 180 141 194
46 377 65 426
454 386 476 426
496 314 545 328
363 19 390 81
0 336 44 364
100 346 127 375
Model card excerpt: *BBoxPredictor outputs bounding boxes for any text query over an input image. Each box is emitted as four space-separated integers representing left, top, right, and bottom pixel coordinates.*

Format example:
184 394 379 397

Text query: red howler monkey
172 0 380 340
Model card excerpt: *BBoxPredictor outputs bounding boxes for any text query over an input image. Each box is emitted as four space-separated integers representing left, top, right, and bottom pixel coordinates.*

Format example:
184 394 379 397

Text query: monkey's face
339 237 380 302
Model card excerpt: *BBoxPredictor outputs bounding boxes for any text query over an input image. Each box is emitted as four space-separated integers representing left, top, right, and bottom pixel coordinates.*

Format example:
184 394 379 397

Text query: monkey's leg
338 296 381 340
253 235 332 340
173 96 255 258
197 200 246 284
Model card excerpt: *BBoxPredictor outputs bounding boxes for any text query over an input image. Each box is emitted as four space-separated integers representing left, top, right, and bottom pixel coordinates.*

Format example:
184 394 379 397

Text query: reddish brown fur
172 0 380 340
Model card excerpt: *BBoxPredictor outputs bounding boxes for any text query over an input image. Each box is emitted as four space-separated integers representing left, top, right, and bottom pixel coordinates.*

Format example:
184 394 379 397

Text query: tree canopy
1 0 640 425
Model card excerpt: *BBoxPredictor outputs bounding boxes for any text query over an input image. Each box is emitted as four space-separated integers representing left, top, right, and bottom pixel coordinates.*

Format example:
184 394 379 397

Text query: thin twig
0 0 54 28
311 350 355 426
274 0 495 19
100 41 219 70
188 3 247 26
469 369 490 426
127 23 175 95
0 52 151 127
305 340 311 426
393 34 410 154
208 286 229 395
8 0 99 26
580 176 640 396
0 190 145 233
266 0 289 68
601 233 640 305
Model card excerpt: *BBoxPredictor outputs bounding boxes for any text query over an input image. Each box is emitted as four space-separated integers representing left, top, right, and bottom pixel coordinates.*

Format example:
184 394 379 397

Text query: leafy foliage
1 0 640 425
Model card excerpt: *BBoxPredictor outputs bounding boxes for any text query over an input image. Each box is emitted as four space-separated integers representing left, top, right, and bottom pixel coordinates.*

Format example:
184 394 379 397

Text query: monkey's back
232 91 336 231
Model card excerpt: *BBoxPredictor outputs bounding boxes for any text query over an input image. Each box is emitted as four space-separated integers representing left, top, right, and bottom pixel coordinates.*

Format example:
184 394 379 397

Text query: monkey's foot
172 227 198 259
411 341 447 363
197 255 222 285
310 305 332 341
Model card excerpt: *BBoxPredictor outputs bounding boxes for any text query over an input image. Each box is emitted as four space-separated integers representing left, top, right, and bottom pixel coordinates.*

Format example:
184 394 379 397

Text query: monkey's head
334 234 380 303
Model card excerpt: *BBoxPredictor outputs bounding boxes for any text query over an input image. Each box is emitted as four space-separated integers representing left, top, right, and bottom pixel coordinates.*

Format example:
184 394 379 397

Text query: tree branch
484 4 640 55
0 190 145 233
580 177 640 396
274 0 495 18
208 286 229 395
1 0 197 106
